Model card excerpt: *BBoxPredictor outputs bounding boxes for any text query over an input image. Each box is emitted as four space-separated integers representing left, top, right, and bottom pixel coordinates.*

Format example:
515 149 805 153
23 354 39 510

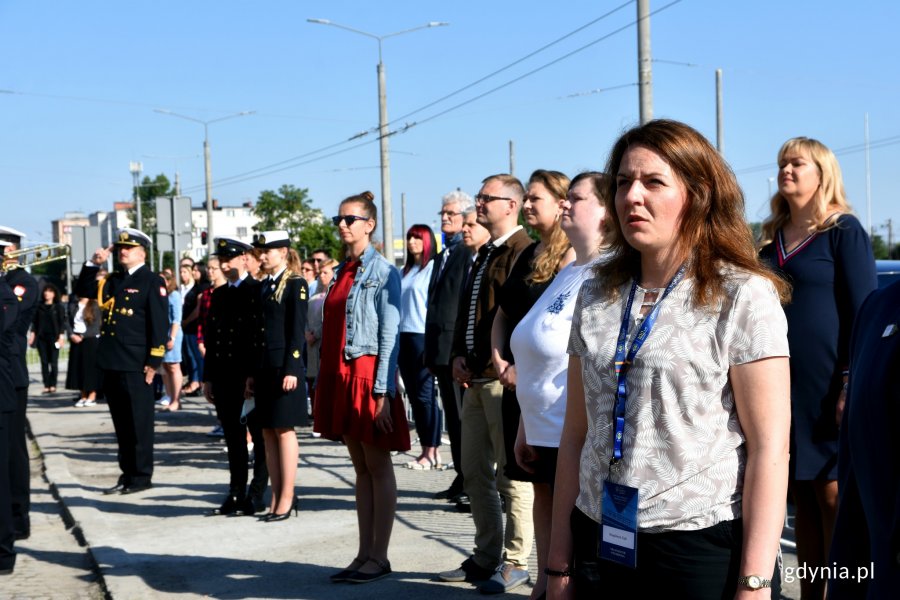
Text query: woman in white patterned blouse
546 120 791 599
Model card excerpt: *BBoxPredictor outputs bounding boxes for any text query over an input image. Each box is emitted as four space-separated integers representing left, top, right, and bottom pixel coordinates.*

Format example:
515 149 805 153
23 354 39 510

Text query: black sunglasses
332 215 370 227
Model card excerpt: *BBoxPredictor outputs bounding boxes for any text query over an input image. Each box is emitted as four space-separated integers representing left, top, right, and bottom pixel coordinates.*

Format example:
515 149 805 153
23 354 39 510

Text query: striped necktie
465 242 495 352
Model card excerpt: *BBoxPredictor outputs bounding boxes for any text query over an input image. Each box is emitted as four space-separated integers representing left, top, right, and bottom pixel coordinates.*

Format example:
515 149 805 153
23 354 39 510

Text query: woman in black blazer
251 231 308 521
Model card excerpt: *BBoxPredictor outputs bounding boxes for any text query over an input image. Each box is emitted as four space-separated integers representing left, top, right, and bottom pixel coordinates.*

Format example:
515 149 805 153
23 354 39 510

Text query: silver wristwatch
738 574 772 590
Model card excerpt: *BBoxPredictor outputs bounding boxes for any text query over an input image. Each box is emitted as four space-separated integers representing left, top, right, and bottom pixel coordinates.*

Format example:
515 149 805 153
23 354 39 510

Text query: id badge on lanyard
599 265 685 569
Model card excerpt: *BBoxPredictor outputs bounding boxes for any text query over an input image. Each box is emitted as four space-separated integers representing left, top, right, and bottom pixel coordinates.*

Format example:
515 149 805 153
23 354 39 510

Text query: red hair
403 224 437 275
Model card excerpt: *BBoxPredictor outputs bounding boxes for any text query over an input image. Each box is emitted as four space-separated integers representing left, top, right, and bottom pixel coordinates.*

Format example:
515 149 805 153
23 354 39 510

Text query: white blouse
568 269 789 532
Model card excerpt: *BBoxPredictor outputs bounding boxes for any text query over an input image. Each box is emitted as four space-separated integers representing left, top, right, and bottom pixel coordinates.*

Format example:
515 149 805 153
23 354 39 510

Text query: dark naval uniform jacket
258 272 307 377
76 263 168 372
203 276 262 384
829 280 900 599
2 268 37 390
0 277 19 411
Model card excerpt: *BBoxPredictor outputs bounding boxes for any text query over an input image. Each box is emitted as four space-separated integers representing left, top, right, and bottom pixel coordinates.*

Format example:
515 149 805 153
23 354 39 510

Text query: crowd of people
1 118 895 598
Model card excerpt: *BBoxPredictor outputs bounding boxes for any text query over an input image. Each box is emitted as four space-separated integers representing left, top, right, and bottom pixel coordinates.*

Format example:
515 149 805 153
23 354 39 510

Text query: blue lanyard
610 265 686 466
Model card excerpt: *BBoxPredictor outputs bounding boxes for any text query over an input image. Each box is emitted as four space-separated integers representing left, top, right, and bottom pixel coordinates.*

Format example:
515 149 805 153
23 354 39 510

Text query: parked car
876 260 900 289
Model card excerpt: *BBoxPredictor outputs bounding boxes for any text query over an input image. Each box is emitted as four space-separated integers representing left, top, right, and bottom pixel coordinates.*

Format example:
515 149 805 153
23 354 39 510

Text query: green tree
126 173 175 235
252 184 341 258
871 234 889 259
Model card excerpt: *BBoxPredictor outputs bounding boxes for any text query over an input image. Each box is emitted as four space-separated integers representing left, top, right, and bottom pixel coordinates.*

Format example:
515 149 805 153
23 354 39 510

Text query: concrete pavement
7 375 532 599
6 368 800 599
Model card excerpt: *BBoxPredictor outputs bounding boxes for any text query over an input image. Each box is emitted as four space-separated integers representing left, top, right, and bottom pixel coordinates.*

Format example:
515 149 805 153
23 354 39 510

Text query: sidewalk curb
27 424 114 600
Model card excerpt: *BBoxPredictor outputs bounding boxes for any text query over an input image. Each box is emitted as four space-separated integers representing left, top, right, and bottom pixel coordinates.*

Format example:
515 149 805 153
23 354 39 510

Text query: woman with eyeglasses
315 191 407 584
399 224 441 469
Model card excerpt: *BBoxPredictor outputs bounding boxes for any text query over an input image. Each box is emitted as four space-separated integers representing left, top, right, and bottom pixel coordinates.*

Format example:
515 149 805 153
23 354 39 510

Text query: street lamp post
307 18 448 260
154 109 255 255
129 161 143 231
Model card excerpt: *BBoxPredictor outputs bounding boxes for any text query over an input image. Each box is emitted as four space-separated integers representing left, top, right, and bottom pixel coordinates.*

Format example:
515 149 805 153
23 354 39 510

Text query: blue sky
2 1 899 246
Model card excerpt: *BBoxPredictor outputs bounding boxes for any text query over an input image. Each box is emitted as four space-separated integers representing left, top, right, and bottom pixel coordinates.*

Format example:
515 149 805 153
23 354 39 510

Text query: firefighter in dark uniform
75 228 168 495
0 226 38 540
1 243 22 575
202 238 269 516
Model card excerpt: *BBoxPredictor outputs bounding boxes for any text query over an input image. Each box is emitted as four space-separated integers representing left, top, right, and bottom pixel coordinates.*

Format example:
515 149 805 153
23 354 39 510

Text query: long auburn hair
759 136 853 247
595 119 790 306
525 169 572 285
403 224 437 275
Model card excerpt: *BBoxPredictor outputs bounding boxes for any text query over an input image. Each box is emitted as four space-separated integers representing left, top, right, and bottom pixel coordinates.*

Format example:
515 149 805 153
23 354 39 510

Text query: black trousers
102 370 155 486
0 410 16 572
570 507 781 599
35 337 59 388
434 365 462 488
9 387 29 535
212 376 267 500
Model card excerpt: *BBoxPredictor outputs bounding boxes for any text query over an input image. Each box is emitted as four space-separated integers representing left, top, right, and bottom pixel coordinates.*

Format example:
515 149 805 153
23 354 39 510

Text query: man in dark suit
202 238 268 516
75 228 168 495
424 191 474 502
0 226 38 540
829 280 900 599
0 244 22 575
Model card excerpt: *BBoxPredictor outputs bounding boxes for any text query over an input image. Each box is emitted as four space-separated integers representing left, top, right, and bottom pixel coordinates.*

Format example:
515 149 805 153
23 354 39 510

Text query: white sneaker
75 399 86 407
82 398 96 407
156 396 171 407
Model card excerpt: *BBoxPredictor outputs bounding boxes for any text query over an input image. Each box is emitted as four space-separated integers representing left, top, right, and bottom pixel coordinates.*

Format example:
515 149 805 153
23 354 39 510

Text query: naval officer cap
0 225 26 245
252 230 291 249
213 237 253 259
114 227 152 249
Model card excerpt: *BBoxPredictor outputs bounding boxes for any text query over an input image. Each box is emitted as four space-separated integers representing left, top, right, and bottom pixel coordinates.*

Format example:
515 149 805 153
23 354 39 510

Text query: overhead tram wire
385 0 635 128
181 3 637 194
183 0 685 192
733 134 900 176
403 0 683 132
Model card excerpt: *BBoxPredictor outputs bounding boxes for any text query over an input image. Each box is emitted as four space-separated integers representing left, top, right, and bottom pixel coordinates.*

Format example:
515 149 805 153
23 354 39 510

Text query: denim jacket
331 244 401 397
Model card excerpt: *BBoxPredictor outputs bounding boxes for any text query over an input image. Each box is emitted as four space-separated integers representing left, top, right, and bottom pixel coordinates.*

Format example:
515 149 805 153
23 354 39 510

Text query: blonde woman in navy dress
251 231 308 521
759 137 876 599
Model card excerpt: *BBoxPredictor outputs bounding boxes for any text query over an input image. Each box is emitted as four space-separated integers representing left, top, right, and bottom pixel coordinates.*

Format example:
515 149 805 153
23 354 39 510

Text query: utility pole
887 218 893 256
715 69 724 154
637 0 653 124
865 113 872 235
401 192 407 241
130 161 143 230
307 19 448 261
509 140 515 176
154 109 254 256
377 59 393 261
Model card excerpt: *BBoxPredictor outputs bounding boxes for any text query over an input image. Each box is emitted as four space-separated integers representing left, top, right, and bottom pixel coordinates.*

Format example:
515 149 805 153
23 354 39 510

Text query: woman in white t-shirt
509 171 610 600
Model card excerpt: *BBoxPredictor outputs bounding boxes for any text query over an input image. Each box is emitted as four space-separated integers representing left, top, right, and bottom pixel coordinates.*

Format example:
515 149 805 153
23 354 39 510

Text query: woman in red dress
314 191 408 584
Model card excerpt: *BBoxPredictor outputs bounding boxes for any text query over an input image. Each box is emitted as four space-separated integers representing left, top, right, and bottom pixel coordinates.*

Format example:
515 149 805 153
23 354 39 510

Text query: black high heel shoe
264 498 299 522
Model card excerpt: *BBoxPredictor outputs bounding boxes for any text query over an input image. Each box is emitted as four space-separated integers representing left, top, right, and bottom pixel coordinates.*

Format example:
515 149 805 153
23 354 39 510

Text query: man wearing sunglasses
439 175 535 594
307 248 332 296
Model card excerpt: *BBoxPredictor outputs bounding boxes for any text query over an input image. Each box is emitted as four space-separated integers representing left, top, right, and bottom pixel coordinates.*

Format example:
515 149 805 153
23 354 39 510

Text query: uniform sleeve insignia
159 286 167 297
13 285 25 297
292 349 300 359
150 345 165 357
300 288 307 300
